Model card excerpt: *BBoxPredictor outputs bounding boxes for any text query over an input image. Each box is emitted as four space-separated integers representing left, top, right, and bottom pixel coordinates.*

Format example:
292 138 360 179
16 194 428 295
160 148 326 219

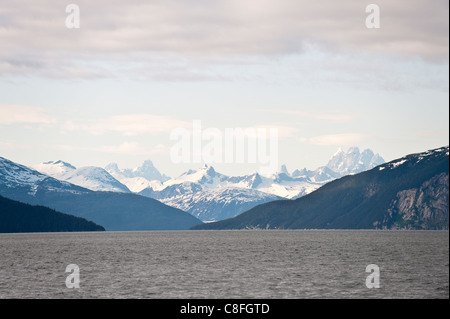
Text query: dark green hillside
0 195 105 233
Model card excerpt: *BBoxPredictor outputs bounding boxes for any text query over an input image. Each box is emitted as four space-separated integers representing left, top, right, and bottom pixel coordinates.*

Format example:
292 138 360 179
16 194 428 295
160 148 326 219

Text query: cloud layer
63 114 191 136
0 104 56 125
0 0 448 78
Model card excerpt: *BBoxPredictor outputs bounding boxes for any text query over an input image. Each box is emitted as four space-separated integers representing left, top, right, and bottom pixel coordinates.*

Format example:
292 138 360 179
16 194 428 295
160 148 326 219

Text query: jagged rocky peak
200 163 216 177
326 146 385 174
105 160 169 182
280 164 289 176
193 145 449 230
132 160 163 180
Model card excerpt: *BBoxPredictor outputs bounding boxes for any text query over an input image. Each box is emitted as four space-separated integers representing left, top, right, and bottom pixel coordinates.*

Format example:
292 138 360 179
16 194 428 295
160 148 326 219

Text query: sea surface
0 230 448 299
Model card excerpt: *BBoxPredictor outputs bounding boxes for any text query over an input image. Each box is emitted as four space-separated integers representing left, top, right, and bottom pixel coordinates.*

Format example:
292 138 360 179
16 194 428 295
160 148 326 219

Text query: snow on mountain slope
108 147 381 203
326 147 385 175
1 156 202 231
32 160 76 178
61 167 131 193
32 161 130 193
135 164 290 221
131 160 170 182
254 174 323 199
160 187 284 222
0 157 89 196
105 160 169 192
163 164 226 189
377 146 449 171
133 147 386 221
22 146 380 222
111 176 162 193
106 160 169 181
1 157 48 188
193 145 449 230
158 164 323 199
137 164 326 221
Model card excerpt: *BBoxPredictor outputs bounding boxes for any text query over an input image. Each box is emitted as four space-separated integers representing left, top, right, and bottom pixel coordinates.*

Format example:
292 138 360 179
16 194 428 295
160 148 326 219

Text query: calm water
0 230 448 299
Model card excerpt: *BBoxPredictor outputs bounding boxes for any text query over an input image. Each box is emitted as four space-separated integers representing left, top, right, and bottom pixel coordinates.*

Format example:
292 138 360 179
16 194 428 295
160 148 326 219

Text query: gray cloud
0 0 448 78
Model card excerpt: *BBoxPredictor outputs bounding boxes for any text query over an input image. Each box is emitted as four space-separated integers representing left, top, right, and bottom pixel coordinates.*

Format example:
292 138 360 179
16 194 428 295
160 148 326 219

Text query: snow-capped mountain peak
104 160 170 192
33 160 76 178
32 161 130 193
165 164 224 188
1 157 49 187
61 166 131 193
280 164 289 176
326 146 384 175
132 160 169 181
2 145 388 224
0 156 89 196
333 147 344 157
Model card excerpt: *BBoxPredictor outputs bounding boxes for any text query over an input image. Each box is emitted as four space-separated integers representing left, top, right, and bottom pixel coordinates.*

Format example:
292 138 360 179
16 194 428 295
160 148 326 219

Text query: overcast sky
0 0 448 176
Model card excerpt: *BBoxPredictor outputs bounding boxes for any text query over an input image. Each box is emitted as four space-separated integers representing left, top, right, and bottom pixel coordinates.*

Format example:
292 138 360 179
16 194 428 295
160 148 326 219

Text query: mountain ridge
1 157 203 231
192 146 449 230
32 161 131 193
133 147 384 221
27 146 385 222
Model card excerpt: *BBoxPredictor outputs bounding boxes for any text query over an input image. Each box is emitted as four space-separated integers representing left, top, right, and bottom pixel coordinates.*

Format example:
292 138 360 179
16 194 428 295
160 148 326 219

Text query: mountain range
105 160 170 192
192 146 449 230
0 157 202 231
1 146 447 232
138 165 286 221
30 147 385 222
33 161 131 193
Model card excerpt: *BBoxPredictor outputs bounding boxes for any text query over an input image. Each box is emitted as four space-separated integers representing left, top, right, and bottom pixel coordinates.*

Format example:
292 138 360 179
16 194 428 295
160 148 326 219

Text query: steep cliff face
379 173 449 229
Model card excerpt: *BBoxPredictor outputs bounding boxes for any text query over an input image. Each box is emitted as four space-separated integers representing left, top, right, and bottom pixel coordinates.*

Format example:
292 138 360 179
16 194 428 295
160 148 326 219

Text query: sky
0 0 448 177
